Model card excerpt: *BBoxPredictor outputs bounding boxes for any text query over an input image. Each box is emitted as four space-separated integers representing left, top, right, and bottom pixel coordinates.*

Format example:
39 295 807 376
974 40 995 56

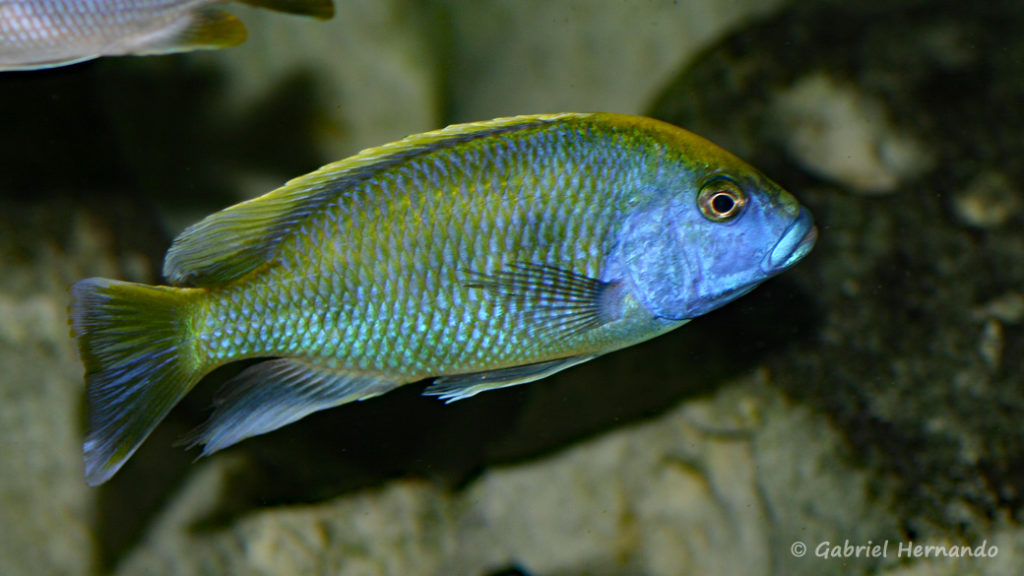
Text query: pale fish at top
0 0 333 71
70 113 818 485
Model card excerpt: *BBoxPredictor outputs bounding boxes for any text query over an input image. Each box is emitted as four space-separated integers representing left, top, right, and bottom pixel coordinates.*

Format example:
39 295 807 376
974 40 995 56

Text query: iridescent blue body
0 0 333 71
70 113 817 485
199 118 674 375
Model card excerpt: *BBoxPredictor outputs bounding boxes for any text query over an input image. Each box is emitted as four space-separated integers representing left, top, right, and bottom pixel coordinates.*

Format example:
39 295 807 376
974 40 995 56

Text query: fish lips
762 207 817 274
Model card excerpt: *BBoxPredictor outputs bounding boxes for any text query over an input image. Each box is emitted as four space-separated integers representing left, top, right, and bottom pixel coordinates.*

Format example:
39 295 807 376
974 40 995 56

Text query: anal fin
182 358 403 456
423 355 597 403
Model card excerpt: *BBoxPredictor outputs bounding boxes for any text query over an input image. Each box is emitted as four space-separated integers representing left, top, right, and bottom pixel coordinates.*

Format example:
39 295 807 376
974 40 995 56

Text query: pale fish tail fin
239 0 335 19
70 279 205 486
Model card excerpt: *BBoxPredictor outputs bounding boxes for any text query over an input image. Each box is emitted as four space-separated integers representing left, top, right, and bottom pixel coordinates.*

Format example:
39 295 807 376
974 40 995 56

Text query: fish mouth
762 207 817 273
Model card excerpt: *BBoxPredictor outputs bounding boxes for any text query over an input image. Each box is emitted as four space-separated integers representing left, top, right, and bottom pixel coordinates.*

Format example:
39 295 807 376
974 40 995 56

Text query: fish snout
762 207 817 274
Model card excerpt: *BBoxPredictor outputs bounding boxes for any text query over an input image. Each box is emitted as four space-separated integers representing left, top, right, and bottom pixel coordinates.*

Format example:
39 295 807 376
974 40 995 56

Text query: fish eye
698 178 747 222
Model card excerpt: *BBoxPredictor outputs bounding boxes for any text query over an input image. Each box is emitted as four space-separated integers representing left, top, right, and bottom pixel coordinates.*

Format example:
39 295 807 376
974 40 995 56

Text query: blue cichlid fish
70 113 817 485
0 0 333 72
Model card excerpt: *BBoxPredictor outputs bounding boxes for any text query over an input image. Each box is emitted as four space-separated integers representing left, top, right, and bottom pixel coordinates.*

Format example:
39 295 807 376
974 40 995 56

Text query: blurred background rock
3 0 1024 574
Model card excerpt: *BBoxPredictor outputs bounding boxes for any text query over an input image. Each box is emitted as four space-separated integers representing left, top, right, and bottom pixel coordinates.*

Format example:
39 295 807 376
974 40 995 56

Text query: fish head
621 167 817 321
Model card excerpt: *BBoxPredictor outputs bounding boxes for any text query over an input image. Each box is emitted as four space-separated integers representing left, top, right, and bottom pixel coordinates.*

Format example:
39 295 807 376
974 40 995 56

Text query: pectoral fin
423 355 597 402
464 262 622 342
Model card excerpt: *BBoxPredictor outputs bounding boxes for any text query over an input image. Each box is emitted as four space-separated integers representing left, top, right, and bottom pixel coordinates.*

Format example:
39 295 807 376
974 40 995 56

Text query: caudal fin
239 0 335 19
70 279 204 486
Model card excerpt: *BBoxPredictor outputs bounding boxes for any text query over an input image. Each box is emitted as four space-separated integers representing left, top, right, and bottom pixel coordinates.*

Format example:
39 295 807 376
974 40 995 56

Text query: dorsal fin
163 113 591 287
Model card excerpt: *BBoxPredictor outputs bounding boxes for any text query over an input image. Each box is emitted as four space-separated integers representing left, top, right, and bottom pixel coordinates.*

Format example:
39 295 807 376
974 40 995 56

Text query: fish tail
238 0 335 19
70 279 205 486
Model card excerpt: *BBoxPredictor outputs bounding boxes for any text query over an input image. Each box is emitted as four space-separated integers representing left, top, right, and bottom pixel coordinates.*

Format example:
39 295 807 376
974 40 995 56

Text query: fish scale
70 113 816 484
291 137 603 372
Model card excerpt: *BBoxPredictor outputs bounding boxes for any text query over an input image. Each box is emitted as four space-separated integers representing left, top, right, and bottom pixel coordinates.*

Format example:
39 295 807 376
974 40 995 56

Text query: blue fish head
621 173 817 321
